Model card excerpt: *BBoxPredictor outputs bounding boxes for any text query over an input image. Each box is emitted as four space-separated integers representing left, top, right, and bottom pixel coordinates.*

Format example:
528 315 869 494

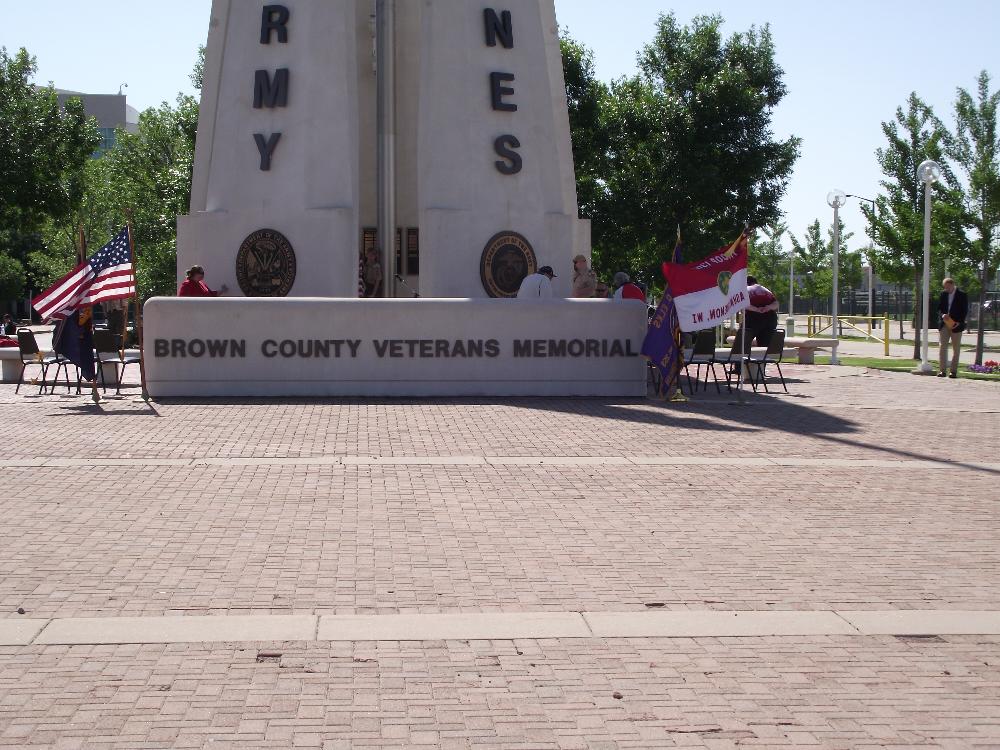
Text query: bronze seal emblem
236 229 297 297
480 231 537 298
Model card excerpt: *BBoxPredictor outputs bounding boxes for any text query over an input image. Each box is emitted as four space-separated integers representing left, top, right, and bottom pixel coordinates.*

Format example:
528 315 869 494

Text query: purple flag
641 236 684 398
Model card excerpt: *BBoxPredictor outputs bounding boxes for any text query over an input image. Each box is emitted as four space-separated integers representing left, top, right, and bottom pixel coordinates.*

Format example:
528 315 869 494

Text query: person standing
571 255 597 298
1 313 14 335
178 266 228 297
516 266 556 299
745 275 779 347
937 277 968 378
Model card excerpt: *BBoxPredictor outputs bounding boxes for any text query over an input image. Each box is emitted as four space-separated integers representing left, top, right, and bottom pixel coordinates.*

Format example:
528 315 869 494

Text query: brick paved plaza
2 364 999 748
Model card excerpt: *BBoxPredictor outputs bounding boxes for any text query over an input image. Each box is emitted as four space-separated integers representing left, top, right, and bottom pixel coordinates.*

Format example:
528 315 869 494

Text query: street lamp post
787 249 795 336
827 190 847 365
916 160 941 373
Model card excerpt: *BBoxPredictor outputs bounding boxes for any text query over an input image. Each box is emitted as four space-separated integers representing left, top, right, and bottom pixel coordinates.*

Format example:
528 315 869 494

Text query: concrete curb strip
34 615 318 646
7 610 1000 646
583 611 860 638
840 610 1000 635
0 619 48 646
317 612 591 641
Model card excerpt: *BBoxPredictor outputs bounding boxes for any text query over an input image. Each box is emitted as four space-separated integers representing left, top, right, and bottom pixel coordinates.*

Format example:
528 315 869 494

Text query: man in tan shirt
571 254 597 298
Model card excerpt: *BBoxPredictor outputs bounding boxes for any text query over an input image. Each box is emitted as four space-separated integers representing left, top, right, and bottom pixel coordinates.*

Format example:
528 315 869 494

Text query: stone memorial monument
148 0 646 398
177 0 590 299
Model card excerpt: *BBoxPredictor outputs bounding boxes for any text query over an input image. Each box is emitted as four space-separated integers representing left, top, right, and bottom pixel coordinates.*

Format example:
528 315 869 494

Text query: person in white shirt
516 266 556 299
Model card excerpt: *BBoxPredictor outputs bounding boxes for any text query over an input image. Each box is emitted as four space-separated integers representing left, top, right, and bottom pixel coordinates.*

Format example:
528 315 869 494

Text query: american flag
32 227 136 322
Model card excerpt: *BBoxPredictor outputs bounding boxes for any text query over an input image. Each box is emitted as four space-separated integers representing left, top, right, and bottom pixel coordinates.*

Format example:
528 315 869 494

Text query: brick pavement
0 463 997 619
2 637 999 748
1 365 999 747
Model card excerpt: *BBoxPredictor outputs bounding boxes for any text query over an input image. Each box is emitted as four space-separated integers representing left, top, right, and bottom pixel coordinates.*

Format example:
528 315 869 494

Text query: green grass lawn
814 355 1000 382
829 333 997 351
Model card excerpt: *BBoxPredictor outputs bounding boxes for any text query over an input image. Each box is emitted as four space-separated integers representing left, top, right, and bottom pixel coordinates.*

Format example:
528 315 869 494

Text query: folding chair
747 329 788 394
93 329 140 395
15 329 69 394
684 329 718 393
708 328 751 392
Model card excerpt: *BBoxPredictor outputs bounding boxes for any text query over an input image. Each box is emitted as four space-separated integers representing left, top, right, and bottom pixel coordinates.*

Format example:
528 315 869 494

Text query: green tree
191 45 206 91
0 47 101 303
101 95 199 298
791 220 832 311
945 70 1000 364
748 222 790 309
863 93 965 358
560 33 610 278
41 95 199 300
594 13 800 280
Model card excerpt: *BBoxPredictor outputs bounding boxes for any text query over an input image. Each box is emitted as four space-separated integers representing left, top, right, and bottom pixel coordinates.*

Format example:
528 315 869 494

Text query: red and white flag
662 234 750 332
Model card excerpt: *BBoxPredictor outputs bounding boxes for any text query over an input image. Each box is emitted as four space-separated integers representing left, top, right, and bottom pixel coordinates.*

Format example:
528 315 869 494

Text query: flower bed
968 360 1000 375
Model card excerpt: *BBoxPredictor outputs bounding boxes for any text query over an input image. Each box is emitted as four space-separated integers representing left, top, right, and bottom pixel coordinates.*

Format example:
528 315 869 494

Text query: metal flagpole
376 0 397 298
124 218 149 401
735 311 747 403
77 226 101 403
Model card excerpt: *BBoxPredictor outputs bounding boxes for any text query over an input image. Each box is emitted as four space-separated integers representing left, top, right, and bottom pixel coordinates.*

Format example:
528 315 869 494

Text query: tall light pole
827 190 847 365
846 194 878 319
787 247 795 336
916 160 941 373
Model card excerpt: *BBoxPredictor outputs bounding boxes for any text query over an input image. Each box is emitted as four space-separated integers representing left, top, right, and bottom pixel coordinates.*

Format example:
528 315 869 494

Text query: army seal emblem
236 229 297 297
480 231 537 298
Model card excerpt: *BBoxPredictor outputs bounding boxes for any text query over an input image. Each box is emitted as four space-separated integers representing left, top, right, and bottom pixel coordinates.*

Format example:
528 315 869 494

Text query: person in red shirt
612 272 646 302
178 266 228 297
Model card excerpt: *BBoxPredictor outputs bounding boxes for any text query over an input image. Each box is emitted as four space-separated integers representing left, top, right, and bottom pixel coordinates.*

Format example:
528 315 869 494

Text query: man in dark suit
937 277 969 378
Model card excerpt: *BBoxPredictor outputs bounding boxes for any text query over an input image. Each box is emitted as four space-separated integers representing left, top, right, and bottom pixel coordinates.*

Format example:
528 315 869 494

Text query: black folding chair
746 329 788 394
93 329 140 395
708 328 751 393
684 329 718 393
15 329 70 394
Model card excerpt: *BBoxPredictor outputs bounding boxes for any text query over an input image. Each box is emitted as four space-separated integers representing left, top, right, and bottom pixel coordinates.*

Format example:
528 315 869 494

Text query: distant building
55 90 140 156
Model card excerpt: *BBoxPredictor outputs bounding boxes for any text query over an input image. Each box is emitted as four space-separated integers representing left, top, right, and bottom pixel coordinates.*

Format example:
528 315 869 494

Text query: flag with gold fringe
642 232 685 399
662 233 750 333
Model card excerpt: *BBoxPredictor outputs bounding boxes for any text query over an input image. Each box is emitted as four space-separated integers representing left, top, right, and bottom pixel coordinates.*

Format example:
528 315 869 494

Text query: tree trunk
976 258 989 366
912 268 922 361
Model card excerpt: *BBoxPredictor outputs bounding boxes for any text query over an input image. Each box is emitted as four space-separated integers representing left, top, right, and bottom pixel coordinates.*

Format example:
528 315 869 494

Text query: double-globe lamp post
827 190 847 365
916 160 941 373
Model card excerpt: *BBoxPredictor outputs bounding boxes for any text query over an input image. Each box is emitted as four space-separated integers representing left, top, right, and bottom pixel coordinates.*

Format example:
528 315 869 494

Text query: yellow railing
807 314 892 356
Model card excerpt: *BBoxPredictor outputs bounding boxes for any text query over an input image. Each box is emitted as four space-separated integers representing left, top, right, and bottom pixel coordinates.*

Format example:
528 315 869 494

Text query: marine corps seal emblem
480 231 537 298
236 229 297 297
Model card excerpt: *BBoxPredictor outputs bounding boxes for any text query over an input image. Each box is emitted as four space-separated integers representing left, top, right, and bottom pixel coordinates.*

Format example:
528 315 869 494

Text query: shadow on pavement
654 390 1000 477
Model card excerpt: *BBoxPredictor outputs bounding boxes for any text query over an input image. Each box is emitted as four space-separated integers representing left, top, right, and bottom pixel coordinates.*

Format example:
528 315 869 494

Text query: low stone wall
143 298 648 398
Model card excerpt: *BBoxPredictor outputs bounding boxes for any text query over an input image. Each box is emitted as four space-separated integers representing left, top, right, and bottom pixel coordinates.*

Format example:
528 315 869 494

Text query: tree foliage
863 93 966 357
748 222 790 307
560 34 608 242
41 96 199 300
0 47 101 300
946 70 1000 364
581 14 800 283
788 218 859 306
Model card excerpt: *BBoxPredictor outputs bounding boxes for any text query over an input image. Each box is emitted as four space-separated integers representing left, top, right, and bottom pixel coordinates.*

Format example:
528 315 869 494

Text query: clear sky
2 0 997 254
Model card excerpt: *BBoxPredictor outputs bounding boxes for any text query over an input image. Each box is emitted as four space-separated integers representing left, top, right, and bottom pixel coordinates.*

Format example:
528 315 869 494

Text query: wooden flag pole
78 226 101 404
124 216 149 401
77 225 86 265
